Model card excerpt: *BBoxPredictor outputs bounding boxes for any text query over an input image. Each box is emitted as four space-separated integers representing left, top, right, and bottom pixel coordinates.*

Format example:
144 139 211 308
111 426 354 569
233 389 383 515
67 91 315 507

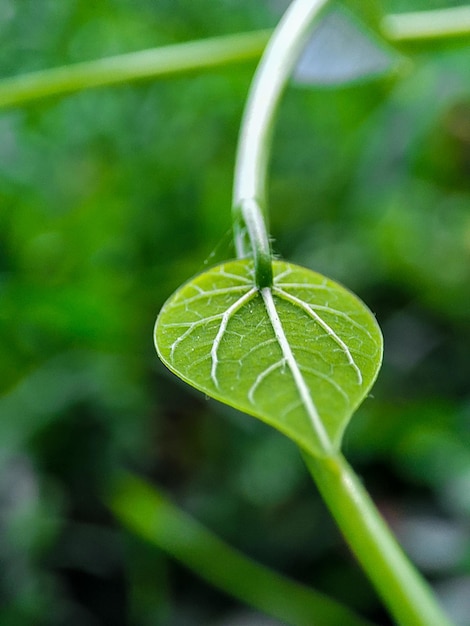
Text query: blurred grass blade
110 472 376 626
1 8 469 110
382 6 470 43
0 30 271 109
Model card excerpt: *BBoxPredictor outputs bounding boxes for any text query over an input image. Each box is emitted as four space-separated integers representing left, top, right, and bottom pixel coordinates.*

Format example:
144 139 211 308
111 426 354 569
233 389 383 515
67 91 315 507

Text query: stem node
237 198 273 289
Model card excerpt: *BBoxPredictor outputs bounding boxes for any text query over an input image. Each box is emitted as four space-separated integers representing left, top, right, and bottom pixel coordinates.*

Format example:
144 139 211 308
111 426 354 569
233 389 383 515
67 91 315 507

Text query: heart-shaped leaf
155 260 382 457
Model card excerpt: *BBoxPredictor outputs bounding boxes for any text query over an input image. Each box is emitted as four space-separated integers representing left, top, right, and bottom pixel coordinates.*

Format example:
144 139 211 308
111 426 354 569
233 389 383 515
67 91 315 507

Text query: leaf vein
169 285 252 307
274 287 363 385
248 359 286 405
210 287 257 388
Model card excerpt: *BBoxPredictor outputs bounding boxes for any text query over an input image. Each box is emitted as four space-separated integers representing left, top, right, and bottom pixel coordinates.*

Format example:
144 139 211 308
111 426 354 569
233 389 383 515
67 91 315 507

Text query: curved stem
232 0 331 288
303 452 455 626
0 30 271 109
110 472 376 626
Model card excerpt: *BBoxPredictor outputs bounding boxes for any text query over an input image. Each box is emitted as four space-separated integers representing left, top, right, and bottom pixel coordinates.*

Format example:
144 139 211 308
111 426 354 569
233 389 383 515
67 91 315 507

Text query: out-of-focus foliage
0 1 469 625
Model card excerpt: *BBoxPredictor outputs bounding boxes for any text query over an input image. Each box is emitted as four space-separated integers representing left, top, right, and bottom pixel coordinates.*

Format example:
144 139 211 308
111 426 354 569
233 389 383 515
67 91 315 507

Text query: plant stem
110 472 376 626
0 30 271 109
382 6 470 43
232 0 331 289
303 452 454 626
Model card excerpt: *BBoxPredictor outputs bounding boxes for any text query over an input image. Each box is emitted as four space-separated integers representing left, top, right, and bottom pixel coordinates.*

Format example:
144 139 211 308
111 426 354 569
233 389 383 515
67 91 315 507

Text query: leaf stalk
304 452 455 626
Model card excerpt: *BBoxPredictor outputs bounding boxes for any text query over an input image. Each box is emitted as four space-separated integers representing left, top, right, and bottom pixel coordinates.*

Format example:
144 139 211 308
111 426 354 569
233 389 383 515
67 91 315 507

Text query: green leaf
154 260 382 457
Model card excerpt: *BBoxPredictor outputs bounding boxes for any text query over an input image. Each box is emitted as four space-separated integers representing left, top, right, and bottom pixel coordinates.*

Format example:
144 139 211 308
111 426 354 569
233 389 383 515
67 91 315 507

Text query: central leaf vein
260 287 334 455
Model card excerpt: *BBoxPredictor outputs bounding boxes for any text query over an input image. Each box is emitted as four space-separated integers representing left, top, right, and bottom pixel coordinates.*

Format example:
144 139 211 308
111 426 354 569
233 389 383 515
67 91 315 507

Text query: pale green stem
110 472 376 626
304 452 455 626
232 0 331 289
0 30 271 109
382 6 470 43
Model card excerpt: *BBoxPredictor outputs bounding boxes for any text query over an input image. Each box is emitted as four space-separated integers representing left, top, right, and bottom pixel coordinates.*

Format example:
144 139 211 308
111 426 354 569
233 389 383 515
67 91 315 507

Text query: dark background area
1 1 469 625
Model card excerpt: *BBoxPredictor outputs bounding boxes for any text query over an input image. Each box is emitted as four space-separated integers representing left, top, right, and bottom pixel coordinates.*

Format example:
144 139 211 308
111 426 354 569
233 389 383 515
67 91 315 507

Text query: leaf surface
155 260 382 457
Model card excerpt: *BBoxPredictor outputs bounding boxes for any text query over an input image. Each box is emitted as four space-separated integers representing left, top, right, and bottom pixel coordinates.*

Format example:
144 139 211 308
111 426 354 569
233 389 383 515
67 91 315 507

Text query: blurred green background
1 1 470 625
